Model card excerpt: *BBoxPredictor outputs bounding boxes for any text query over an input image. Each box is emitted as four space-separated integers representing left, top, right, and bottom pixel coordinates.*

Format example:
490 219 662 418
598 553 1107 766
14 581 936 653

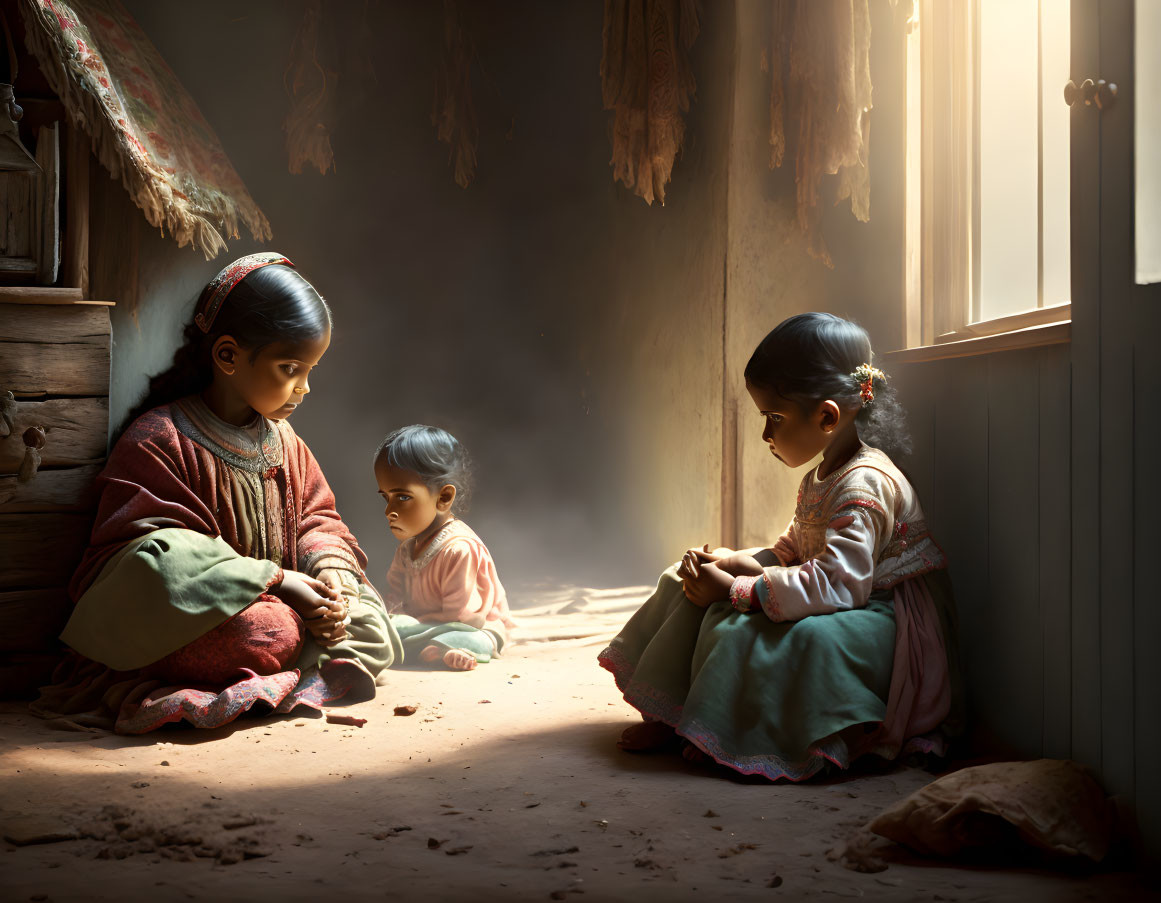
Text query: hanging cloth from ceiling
768 0 872 268
19 0 271 259
601 0 699 207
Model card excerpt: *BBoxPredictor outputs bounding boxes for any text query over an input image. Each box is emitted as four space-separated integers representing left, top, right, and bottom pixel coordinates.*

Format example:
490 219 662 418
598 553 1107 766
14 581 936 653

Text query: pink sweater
384 519 515 637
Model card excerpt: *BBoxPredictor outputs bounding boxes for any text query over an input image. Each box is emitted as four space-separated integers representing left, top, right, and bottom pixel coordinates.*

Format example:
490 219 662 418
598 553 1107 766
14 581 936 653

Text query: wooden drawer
0 303 111 396
0 298 111 698
0 588 71 652
0 512 93 589
0 397 109 471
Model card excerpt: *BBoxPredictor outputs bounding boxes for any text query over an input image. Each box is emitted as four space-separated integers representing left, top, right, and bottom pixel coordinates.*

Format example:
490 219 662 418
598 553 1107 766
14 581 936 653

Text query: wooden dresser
0 289 111 697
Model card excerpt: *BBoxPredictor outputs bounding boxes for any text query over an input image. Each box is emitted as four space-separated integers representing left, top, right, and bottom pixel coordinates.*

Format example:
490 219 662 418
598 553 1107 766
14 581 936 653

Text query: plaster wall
723 0 907 548
112 0 734 591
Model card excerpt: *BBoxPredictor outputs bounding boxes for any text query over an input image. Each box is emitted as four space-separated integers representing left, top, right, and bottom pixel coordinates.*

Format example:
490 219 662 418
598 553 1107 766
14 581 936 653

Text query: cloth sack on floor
868 759 1114 862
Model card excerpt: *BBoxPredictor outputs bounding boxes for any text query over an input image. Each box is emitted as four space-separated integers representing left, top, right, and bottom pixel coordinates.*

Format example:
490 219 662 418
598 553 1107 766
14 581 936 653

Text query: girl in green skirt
599 313 963 781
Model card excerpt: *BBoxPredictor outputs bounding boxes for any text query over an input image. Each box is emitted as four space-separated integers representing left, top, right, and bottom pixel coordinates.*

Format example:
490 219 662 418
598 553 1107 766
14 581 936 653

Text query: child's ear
817 400 842 434
211 335 240 376
437 484 457 512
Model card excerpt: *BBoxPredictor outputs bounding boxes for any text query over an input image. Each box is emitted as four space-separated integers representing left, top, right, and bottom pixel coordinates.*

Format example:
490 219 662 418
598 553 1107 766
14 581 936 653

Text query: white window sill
884 320 1070 363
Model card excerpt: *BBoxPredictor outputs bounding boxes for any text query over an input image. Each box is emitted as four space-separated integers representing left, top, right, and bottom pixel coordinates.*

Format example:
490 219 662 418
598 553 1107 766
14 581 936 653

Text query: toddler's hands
681 561 734 608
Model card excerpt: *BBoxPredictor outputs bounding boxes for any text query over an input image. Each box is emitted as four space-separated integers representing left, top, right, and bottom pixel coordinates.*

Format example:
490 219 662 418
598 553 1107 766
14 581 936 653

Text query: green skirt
598 566 897 781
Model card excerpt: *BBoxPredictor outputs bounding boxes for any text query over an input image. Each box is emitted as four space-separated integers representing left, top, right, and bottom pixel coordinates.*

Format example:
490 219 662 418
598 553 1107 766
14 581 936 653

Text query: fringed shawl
19 0 272 259
70 397 364 600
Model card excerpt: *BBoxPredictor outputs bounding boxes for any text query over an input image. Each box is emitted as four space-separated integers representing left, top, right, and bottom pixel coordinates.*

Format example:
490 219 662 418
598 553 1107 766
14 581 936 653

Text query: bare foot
681 740 709 765
419 644 477 671
441 649 477 671
617 720 678 752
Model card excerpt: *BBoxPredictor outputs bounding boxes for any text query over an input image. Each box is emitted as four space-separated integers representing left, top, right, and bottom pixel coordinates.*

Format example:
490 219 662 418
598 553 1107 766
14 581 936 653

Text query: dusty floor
1 612 1158 902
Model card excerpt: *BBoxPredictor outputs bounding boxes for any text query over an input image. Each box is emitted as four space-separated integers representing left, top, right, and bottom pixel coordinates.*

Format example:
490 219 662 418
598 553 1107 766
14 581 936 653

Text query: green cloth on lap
393 615 503 664
61 528 279 671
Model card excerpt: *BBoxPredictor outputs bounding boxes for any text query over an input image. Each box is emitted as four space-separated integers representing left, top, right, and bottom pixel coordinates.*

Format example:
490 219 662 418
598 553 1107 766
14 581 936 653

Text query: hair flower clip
852 363 886 406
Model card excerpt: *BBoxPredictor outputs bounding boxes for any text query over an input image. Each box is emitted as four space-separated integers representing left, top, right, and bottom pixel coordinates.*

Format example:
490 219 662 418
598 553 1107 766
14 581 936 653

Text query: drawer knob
18 425 45 483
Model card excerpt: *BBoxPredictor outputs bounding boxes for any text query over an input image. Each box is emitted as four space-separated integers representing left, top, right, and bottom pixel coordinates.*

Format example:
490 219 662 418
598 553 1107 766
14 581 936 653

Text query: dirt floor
1 599 1158 903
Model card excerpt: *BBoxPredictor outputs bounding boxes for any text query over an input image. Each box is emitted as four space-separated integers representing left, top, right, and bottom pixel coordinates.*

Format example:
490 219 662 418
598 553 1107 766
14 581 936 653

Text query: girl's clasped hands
676 544 762 607
270 570 349 646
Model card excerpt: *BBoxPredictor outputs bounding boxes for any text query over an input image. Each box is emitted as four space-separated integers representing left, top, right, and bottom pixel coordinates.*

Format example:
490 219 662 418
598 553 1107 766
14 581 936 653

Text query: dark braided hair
119 264 332 435
743 312 911 458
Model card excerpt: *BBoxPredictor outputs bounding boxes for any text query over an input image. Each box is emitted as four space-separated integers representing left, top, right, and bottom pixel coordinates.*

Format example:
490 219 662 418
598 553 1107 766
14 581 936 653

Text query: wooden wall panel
1037 343 1072 758
898 344 1072 761
985 351 1043 754
1132 311 1161 860
928 356 990 748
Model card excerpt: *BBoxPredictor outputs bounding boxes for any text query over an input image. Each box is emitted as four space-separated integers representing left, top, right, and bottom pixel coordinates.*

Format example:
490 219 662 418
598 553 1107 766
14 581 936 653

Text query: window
904 0 1072 350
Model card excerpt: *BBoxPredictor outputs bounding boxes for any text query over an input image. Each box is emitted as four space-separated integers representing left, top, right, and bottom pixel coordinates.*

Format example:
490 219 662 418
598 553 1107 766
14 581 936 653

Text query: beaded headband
194 252 295 333
852 363 886 406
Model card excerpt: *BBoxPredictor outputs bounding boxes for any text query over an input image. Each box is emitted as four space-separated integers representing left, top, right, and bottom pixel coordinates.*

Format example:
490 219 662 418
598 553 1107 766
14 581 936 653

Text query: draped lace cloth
601 0 699 206
768 0 872 266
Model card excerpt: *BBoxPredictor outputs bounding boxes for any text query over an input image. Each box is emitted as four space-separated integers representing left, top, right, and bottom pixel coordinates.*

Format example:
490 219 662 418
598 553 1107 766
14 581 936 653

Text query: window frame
899 0 1072 358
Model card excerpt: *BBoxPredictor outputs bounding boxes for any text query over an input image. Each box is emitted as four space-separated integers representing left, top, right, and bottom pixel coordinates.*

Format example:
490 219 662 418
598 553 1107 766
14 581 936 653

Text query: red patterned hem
679 720 850 782
113 658 367 734
758 572 783 621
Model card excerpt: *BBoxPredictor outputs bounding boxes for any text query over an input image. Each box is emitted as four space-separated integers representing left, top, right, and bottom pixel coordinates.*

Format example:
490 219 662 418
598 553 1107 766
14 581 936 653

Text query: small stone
767 875 784 888
394 705 418 716
159 760 170 766
703 809 719 818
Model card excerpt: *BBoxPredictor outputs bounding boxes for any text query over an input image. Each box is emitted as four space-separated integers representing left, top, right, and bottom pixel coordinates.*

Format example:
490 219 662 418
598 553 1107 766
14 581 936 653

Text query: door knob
1063 78 1117 110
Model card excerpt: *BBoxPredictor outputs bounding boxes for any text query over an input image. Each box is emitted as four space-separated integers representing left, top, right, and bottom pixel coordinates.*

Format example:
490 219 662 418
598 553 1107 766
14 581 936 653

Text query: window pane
1041 0 1070 306
978 0 1040 320
1138 0 1161 284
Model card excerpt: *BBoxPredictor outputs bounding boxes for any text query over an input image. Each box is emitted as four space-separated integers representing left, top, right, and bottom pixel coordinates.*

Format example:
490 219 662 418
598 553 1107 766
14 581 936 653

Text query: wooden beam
34 122 60 286
0 287 85 303
62 122 90 296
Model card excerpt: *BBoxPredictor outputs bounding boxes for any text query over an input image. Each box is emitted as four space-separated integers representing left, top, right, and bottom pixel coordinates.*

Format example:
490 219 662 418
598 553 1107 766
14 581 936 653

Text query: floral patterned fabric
20 0 271 258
